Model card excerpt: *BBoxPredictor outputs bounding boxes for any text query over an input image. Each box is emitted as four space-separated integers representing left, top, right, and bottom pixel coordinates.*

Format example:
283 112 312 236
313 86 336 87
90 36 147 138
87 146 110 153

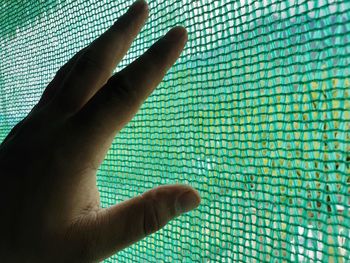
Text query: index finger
72 27 188 166
52 0 149 114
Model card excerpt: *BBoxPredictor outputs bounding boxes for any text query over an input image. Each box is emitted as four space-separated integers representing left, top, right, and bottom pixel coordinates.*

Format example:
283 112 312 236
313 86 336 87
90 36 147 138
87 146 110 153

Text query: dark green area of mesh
0 0 349 262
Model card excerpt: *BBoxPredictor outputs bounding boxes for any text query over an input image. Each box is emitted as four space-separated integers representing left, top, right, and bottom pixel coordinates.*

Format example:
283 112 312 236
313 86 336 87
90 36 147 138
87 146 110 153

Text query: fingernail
176 190 200 214
165 26 187 42
128 0 147 14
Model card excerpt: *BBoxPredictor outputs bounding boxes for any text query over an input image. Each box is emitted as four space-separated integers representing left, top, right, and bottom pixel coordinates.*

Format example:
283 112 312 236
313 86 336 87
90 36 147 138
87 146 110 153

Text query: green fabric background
0 0 349 262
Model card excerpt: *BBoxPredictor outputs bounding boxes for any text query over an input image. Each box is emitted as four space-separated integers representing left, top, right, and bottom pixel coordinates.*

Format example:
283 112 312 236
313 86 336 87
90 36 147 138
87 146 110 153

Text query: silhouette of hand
0 1 200 262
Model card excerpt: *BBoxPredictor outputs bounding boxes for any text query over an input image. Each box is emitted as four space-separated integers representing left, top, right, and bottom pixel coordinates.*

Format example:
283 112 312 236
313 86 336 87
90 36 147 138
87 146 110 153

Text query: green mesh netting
0 0 349 262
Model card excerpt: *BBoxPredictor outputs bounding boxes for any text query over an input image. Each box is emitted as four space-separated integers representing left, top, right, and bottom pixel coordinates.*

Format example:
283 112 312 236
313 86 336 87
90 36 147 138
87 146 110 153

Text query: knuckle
111 19 128 38
77 55 97 72
76 52 107 74
110 74 138 106
54 50 83 80
142 195 161 236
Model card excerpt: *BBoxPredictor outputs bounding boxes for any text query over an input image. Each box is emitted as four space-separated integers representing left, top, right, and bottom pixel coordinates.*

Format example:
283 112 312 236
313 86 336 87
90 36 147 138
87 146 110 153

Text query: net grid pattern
0 0 349 262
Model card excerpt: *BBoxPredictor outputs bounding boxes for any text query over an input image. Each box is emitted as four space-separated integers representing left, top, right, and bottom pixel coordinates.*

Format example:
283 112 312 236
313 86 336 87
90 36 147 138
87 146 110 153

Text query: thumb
80 184 201 262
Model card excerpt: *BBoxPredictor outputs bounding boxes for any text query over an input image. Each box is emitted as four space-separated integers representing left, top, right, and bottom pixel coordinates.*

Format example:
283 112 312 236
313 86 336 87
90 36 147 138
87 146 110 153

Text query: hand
0 1 200 262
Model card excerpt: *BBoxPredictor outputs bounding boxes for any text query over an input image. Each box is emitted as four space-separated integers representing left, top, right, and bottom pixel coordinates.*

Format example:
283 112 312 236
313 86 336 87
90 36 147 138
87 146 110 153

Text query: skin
0 1 201 262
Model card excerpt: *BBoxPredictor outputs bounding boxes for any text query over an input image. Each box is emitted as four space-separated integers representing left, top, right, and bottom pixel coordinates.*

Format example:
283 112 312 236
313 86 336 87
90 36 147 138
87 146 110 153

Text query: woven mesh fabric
0 0 349 262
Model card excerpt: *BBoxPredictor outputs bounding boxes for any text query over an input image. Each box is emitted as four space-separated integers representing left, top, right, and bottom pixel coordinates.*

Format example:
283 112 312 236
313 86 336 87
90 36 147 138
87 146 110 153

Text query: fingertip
129 0 148 14
122 0 149 25
111 0 149 35
175 188 201 215
165 26 188 43
192 188 201 203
